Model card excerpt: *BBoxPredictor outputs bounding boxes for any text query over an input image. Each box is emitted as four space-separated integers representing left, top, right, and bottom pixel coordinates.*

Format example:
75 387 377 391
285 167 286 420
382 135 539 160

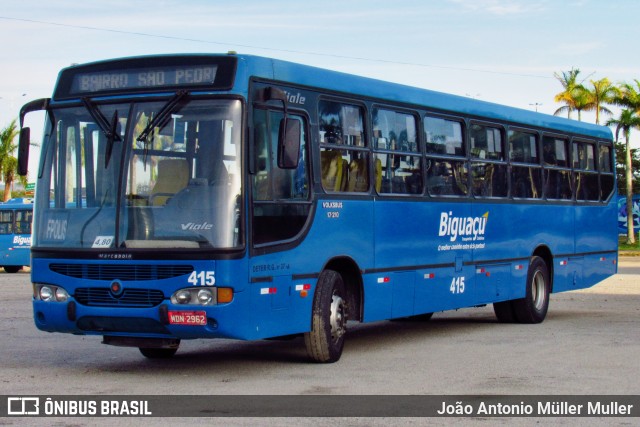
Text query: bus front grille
75 288 165 307
49 263 194 281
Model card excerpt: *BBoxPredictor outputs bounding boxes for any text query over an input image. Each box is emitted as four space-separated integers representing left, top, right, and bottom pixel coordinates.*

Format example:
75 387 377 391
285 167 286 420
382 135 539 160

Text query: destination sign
53 56 238 99
71 65 218 94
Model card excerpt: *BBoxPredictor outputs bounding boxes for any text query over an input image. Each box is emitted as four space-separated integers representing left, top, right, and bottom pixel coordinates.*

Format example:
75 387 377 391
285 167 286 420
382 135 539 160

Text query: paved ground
1 258 638 426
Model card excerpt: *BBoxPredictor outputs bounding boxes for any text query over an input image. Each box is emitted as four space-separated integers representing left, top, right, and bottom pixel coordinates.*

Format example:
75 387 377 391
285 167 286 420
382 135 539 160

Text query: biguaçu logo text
438 211 489 242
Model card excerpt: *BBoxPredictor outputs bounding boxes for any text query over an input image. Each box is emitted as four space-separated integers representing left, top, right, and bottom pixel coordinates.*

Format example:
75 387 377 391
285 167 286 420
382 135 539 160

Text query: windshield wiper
136 90 189 144
82 98 121 167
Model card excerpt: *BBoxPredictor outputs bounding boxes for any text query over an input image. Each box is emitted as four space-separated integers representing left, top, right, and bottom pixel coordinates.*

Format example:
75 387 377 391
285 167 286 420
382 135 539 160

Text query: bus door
249 103 312 337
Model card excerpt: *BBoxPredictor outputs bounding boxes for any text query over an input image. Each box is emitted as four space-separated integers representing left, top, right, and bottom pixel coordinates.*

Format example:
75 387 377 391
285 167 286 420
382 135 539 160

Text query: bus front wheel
304 269 347 363
3 266 21 273
493 256 550 324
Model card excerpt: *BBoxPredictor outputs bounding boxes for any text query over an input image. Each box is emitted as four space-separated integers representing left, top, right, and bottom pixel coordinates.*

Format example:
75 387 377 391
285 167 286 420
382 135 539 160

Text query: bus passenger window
425 159 468 196
511 166 542 199
599 144 615 201
509 130 542 199
319 101 369 193
470 124 503 161
424 117 464 156
574 141 599 201
373 108 421 195
470 123 507 198
0 212 12 234
471 163 508 198
424 115 467 197
542 136 568 167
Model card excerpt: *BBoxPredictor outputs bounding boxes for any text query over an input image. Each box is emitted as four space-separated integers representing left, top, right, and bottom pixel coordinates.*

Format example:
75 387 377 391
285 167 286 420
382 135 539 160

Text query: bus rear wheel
3 266 21 273
304 269 347 363
493 256 550 324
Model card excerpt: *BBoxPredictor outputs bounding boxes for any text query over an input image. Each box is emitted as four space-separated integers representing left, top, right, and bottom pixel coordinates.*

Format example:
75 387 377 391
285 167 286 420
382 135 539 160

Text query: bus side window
599 144 615 200
372 108 421 195
319 101 369 193
470 123 507 198
542 136 571 200
574 141 599 202
0 211 13 234
509 130 542 199
424 115 467 197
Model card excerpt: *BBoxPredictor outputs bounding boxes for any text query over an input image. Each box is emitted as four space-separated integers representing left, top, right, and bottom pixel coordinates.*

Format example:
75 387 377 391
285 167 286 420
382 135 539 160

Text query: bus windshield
34 98 242 250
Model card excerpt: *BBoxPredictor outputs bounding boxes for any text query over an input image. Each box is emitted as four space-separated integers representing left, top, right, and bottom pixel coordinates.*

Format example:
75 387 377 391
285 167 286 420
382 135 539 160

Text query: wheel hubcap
532 270 546 310
329 293 346 343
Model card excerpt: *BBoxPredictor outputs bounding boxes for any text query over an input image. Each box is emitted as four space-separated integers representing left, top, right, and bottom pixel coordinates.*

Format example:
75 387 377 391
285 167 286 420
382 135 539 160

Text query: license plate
167 310 207 326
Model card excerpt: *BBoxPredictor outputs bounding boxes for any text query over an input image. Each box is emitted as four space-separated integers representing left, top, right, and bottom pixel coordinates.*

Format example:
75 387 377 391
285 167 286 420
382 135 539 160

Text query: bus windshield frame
33 96 244 252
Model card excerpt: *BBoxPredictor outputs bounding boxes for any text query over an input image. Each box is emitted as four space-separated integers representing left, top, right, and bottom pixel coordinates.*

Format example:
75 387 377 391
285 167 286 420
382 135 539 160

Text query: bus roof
239 54 612 141
54 53 613 141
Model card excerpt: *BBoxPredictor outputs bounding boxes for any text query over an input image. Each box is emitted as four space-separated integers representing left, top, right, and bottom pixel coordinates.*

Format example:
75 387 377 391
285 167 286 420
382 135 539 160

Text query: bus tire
3 266 21 274
493 300 516 323
139 346 179 359
304 269 347 363
512 256 550 324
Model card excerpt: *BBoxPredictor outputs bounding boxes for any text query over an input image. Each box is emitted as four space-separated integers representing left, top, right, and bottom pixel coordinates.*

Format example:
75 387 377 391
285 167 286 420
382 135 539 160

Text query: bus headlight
34 284 69 302
197 289 213 305
171 287 233 306
55 287 69 302
174 290 192 304
40 286 53 302
171 288 216 306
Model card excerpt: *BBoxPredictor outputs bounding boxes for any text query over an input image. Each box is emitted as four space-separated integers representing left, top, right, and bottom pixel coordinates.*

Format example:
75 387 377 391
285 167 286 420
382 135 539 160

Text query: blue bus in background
18 54 618 362
0 198 32 273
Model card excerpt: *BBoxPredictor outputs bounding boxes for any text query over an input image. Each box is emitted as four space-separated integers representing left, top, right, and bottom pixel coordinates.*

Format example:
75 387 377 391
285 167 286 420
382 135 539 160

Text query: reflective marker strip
260 287 277 295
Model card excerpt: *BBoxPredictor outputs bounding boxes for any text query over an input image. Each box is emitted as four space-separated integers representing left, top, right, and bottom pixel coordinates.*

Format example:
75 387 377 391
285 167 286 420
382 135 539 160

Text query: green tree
553 68 585 119
616 79 640 112
583 78 617 124
0 120 27 202
606 109 640 244
614 141 640 194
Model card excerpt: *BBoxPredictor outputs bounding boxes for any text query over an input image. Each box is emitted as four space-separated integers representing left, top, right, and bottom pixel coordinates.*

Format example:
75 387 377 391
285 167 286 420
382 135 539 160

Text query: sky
2 0 639 181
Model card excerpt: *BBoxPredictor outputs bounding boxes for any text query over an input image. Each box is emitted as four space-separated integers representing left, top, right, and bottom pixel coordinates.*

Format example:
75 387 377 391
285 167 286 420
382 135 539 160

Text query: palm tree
616 79 640 112
584 78 617 124
0 120 27 201
553 68 585 119
606 109 640 244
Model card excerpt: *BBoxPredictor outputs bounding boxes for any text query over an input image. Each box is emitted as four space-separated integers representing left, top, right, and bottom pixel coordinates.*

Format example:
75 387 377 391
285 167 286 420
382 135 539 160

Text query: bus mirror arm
18 98 50 177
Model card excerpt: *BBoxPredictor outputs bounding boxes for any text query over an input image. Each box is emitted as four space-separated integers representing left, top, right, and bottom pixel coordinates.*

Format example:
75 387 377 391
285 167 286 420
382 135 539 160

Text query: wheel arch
321 256 364 322
532 245 554 292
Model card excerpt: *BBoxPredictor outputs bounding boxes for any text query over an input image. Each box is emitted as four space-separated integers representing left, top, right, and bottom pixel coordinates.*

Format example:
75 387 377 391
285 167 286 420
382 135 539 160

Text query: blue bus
0 198 33 273
18 54 617 362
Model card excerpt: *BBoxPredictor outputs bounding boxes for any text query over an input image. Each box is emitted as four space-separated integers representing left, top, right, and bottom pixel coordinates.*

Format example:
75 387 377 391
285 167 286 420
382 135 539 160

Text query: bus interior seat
151 159 190 205
374 158 382 193
347 158 369 192
321 150 345 191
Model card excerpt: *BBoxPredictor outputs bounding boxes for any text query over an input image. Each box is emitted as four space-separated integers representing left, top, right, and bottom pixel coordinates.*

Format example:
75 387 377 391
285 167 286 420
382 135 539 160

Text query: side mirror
18 128 30 176
18 98 50 177
277 118 301 169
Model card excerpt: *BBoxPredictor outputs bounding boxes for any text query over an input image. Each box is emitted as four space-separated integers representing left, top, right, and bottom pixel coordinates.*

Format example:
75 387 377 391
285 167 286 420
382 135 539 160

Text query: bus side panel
249 199 374 336
372 199 474 319
574 202 619 289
